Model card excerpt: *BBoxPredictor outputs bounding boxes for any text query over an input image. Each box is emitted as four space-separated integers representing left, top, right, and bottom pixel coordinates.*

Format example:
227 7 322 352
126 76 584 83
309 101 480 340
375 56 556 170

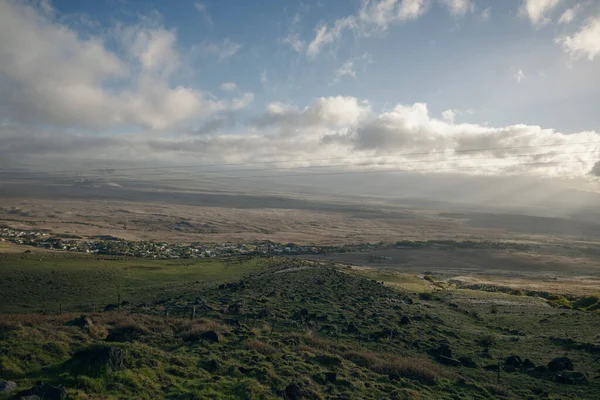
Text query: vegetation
2 251 600 399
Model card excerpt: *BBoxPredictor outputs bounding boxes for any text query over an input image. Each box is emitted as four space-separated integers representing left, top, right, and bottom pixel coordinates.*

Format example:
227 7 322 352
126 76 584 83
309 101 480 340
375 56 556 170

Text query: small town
0 226 388 258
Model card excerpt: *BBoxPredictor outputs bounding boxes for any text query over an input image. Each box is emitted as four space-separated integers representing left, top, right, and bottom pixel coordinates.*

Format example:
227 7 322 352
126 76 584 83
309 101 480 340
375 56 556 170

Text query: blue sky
0 0 599 181
45 0 599 131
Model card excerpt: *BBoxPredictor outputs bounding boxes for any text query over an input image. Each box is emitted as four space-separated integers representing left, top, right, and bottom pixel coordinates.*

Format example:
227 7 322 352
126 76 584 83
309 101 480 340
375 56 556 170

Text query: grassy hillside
1 253 600 399
0 246 264 313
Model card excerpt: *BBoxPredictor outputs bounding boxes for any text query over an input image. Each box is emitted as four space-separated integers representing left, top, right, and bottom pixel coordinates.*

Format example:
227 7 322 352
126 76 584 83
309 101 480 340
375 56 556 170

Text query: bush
246 340 278 355
478 333 497 348
573 295 600 310
547 295 573 309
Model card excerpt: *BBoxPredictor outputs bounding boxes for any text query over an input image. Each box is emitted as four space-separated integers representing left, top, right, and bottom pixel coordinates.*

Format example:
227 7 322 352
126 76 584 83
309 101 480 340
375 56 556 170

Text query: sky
0 0 600 183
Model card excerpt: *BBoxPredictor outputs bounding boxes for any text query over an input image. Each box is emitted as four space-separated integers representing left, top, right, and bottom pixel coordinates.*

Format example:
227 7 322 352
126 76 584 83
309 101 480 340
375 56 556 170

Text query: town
0 226 389 258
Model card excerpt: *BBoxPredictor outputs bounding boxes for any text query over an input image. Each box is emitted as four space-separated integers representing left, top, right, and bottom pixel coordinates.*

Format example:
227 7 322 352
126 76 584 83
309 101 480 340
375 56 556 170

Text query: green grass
2 251 600 399
0 250 266 313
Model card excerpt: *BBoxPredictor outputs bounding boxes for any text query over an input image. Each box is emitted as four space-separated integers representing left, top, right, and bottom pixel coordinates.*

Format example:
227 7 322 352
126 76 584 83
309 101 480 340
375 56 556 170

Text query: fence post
497 357 501 384
190 306 196 320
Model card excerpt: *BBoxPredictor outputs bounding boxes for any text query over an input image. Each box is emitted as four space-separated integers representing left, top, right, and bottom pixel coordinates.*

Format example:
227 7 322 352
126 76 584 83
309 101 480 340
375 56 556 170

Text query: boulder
436 343 453 358
438 356 462 366
555 371 587 385
505 355 523 368
0 380 17 394
548 357 573 372
199 359 218 373
400 316 411 325
106 324 145 342
200 330 219 343
521 359 535 371
284 383 302 400
17 383 66 400
459 356 478 368
66 315 93 327
70 345 126 374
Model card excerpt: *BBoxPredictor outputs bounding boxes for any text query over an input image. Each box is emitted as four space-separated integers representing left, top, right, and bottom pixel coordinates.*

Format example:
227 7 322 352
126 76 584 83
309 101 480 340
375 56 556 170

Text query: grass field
2 246 600 399
0 245 266 313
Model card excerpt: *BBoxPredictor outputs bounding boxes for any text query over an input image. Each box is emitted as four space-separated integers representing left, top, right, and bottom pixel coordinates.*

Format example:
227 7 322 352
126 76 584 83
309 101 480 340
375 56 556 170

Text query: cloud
220 82 238 92
3 98 599 180
231 92 255 110
307 0 429 57
196 39 242 61
0 1 236 130
441 109 456 123
194 2 214 27
190 112 236 135
439 0 475 16
260 70 268 86
519 0 563 25
556 15 600 60
252 96 371 131
330 61 356 85
479 7 491 21
558 4 581 24
514 68 526 83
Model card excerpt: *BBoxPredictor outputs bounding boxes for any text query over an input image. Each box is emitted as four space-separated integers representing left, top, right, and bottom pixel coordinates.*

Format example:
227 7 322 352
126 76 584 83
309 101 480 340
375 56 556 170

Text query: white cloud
519 0 563 25
231 92 255 110
439 0 475 16
558 5 580 24
220 82 238 92
307 17 356 57
479 7 491 21
514 68 526 83
307 0 429 57
194 2 214 27
0 1 248 130
282 33 305 53
6 99 598 180
197 38 242 61
556 15 600 60
441 109 456 123
330 61 356 85
260 70 268 86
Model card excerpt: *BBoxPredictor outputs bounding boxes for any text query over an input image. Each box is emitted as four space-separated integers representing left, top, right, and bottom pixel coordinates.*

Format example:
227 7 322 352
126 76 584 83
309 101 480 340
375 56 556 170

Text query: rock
555 371 587 385
70 345 126 373
505 355 523 368
103 303 118 312
285 383 302 400
400 315 411 325
521 359 535 371
199 359 218 373
200 330 219 343
106 324 145 342
0 380 17 394
17 383 66 400
436 343 453 358
312 355 342 367
438 356 462 366
459 356 478 368
66 315 93 327
344 323 360 334
548 357 573 372
503 364 517 373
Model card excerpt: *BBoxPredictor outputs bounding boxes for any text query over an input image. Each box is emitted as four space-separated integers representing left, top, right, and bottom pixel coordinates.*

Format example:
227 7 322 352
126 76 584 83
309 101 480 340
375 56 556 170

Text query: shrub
477 333 497 348
246 340 278 355
547 295 573 309
573 295 600 310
